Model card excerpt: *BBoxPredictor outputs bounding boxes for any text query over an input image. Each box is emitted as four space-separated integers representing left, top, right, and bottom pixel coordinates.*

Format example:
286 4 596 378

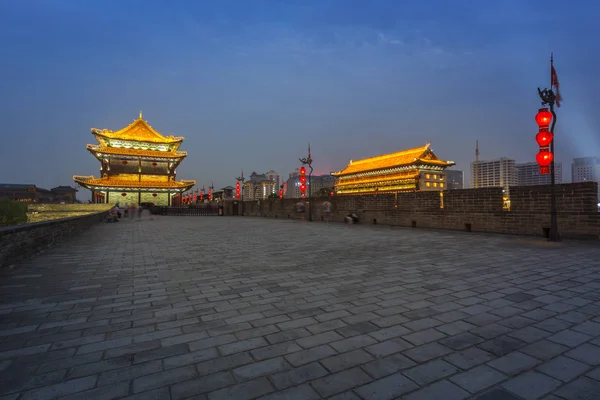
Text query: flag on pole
551 55 562 107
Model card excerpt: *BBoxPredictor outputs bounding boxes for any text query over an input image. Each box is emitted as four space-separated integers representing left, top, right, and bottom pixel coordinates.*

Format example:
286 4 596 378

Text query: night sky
1 0 598 193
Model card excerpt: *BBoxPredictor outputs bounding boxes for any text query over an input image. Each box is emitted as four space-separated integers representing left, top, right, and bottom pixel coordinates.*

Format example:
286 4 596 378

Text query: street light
537 89 559 241
235 170 245 216
299 144 313 221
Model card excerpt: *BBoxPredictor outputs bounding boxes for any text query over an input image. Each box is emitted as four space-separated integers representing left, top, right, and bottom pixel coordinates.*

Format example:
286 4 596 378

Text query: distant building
444 170 464 190
243 171 278 200
284 174 338 198
470 157 517 193
0 184 78 203
517 162 563 186
571 156 600 198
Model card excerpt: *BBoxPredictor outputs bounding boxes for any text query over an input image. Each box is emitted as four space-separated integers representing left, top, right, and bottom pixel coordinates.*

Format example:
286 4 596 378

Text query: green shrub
0 198 28 226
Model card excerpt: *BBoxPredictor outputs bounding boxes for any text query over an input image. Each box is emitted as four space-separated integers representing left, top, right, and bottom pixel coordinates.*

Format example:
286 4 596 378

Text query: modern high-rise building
470 157 517 193
445 170 464 190
285 173 338 198
243 171 278 200
571 156 600 198
516 162 563 186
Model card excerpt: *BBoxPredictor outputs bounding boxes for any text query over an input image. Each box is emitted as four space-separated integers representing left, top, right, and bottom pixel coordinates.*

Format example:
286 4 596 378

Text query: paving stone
547 329 592 348
404 380 469 400
19 376 97 400
478 336 527 357
444 347 496 370
284 344 337 367
404 342 453 363
232 357 289 381
207 377 274 400
365 338 413 357
320 349 374 373
257 384 320 400
473 387 527 400
330 334 378 353
450 364 507 393
268 362 328 389
487 351 541 376
564 343 600 365
554 376 600 399
97 360 163 386
501 371 562 399
403 328 446 346
439 332 483 351
354 372 419 400
310 367 372 398
536 355 591 382
403 359 459 385
361 352 417 378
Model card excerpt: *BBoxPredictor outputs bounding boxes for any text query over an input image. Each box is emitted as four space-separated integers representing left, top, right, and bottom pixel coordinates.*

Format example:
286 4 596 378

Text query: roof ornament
139 110 143 119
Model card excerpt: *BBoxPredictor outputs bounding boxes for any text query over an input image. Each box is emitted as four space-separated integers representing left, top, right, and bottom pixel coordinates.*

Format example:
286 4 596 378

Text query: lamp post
299 145 313 221
537 88 559 241
235 170 245 216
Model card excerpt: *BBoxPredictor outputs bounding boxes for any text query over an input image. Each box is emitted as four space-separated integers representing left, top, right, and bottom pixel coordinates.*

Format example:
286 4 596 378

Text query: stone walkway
2 215 600 400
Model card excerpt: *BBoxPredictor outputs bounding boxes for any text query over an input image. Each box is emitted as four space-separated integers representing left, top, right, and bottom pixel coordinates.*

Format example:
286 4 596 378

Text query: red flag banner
551 62 562 108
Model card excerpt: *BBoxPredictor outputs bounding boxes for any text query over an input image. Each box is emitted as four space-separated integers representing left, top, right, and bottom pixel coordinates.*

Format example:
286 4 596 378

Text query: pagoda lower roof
87 144 187 159
73 176 195 190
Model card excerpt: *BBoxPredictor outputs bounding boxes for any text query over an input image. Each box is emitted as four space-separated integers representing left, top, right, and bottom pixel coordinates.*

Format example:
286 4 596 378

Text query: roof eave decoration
86 145 187 159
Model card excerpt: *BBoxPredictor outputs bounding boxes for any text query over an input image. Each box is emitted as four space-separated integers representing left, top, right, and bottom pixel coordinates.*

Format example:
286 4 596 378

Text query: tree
0 198 28 226
267 193 278 199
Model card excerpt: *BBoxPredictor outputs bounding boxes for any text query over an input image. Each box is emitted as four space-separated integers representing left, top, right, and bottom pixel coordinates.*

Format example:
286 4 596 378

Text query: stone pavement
2 215 600 400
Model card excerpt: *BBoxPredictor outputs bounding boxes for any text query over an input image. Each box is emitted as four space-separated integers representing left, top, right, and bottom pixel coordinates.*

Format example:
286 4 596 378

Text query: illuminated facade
73 112 195 206
332 143 455 195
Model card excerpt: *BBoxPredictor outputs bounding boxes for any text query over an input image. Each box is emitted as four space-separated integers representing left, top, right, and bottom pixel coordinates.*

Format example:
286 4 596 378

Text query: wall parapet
224 182 600 240
0 210 109 269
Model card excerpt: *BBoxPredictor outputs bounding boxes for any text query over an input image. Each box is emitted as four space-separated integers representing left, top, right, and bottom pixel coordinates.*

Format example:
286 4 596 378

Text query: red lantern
122 160 128 165
536 150 553 167
536 129 554 147
121 193 127 197
299 175 306 183
152 193 157 197
535 108 552 128
300 183 306 192
299 167 306 175
152 162 157 166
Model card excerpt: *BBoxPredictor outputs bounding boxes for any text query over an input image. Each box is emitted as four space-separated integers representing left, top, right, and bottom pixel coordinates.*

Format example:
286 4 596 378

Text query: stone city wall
0 210 109 269
225 182 600 240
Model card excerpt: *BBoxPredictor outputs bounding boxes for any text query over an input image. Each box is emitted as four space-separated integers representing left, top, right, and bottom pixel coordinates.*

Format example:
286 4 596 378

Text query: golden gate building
74 112 195 206
332 143 455 195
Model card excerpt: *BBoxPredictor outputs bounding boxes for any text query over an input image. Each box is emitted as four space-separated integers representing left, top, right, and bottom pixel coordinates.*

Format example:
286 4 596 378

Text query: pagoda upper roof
333 143 455 175
73 176 195 190
86 144 187 159
91 112 183 144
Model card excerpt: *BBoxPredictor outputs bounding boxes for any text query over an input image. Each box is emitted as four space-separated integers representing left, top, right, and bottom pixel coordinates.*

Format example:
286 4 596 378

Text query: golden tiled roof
91 112 183 144
73 176 195 189
333 143 454 175
86 144 187 159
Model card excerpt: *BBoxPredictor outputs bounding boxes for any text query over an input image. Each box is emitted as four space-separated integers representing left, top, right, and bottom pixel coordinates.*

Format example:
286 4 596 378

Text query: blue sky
0 0 598 194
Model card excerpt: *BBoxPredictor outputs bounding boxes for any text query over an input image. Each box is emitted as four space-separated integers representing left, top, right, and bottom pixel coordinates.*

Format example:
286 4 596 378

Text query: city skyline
1 0 599 191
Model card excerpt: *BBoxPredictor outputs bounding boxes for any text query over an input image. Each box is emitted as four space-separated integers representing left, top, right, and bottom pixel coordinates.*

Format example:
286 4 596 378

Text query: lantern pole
537 87 560 241
299 146 313 222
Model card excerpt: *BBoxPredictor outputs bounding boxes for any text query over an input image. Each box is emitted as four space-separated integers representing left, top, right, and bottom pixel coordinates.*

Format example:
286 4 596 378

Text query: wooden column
138 191 141 206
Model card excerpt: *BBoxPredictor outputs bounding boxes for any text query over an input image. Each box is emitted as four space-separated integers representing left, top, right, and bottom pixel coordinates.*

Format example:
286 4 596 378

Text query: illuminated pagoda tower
332 143 455 195
74 111 195 206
